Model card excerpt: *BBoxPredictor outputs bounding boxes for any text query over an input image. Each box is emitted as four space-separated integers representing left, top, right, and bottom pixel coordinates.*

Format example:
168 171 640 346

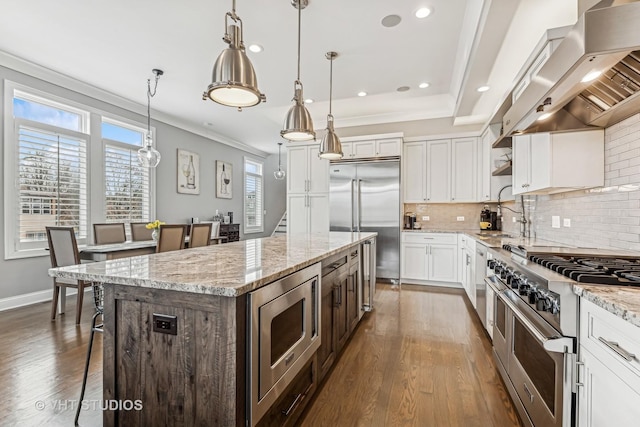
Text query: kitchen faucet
497 185 528 238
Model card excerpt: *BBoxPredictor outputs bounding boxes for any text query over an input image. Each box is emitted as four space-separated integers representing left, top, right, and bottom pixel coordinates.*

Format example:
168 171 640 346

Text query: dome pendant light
281 0 315 141
137 69 163 168
274 142 286 180
202 0 266 110
319 52 343 160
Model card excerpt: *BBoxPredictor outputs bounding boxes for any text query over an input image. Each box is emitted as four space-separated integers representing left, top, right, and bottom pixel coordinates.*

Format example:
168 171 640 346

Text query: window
244 158 263 234
102 120 151 232
11 111 89 253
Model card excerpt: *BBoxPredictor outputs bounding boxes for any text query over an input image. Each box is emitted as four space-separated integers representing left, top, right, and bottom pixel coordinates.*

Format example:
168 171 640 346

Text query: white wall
0 64 285 304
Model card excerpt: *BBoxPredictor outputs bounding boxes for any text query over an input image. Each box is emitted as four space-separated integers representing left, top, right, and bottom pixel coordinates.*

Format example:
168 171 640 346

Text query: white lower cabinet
578 298 640 427
458 234 476 307
400 233 457 283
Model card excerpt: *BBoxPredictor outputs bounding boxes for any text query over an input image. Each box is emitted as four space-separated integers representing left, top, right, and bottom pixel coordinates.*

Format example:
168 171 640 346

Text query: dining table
79 240 157 261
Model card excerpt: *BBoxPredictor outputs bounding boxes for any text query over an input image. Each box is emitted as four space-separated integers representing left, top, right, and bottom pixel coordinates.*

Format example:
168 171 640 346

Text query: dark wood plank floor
0 284 520 427
300 284 521 427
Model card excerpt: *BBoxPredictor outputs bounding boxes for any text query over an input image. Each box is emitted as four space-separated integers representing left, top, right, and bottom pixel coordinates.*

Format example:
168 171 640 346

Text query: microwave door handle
496 291 574 354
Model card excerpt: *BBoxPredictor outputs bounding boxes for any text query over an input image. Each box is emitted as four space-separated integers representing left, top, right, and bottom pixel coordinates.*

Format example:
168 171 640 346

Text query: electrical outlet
552 216 560 228
153 313 178 335
456 216 465 221
422 216 430 221
563 218 571 227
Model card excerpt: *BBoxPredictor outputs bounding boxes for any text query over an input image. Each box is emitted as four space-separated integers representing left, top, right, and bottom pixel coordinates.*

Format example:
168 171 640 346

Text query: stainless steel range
486 243 640 427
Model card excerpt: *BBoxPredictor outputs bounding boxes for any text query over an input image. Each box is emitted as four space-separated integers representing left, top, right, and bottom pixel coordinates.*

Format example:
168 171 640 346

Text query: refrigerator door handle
351 179 357 232
357 179 363 231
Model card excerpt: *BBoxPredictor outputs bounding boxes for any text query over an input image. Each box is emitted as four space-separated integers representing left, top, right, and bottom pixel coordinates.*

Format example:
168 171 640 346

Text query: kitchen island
48 231 376 427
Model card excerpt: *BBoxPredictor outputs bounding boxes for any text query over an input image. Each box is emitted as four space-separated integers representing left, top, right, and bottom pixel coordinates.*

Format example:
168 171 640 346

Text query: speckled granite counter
573 284 640 328
48 232 376 297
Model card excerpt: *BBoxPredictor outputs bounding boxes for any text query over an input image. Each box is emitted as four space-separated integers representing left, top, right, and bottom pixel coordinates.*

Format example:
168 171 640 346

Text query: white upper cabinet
287 144 329 194
403 141 427 202
512 130 604 195
340 137 402 160
451 137 477 202
426 139 451 202
405 137 480 203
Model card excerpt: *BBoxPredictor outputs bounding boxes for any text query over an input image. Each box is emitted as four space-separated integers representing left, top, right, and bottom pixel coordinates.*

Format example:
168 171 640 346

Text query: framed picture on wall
177 149 200 195
216 160 233 199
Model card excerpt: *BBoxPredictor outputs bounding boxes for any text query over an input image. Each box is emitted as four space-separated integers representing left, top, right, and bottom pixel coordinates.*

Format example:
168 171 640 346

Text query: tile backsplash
404 202 518 232
527 113 640 252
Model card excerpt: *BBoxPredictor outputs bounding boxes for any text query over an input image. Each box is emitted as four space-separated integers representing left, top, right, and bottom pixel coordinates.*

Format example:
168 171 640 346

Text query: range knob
510 274 521 289
500 266 510 280
536 296 548 311
488 260 497 269
519 284 530 296
527 283 539 304
549 298 560 315
494 263 504 274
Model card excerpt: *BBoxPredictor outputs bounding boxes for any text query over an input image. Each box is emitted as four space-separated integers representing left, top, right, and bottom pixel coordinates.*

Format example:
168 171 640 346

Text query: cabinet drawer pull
282 392 303 417
598 337 637 362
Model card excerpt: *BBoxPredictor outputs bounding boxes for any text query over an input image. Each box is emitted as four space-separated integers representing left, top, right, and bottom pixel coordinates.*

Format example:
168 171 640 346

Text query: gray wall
0 64 285 302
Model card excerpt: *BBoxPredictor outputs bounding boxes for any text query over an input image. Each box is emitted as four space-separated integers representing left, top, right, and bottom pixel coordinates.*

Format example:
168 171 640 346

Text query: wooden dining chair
189 223 213 248
93 223 126 244
156 224 187 253
130 222 154 241
46 226 92 324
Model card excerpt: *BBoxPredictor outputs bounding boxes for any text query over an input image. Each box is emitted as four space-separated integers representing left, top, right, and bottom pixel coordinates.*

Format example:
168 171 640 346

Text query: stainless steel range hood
503 0 640 136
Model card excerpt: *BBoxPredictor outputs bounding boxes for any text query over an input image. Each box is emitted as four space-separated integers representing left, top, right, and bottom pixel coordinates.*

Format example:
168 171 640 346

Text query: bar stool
74 282 103 425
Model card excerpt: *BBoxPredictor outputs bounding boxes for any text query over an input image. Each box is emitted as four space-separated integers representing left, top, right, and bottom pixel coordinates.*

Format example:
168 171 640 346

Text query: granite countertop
573 284 640 328
49 232 377 297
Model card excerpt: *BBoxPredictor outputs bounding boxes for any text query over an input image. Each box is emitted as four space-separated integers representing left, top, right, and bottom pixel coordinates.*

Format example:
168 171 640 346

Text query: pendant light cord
297 2 301 82
147 72 161 139
329 55 333 115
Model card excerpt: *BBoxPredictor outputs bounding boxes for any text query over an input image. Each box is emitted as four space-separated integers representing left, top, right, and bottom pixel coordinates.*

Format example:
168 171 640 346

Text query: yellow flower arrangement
145 220 165 230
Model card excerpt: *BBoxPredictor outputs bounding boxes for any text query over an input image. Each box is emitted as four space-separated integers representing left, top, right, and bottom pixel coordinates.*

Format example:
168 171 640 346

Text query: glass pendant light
319 52 343 160
281 0 315 141
202 0 266 110
138 69 163 168
274 142 286 180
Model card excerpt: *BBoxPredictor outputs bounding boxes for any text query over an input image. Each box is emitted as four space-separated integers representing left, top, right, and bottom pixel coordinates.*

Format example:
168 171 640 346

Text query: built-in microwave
248 263 321 426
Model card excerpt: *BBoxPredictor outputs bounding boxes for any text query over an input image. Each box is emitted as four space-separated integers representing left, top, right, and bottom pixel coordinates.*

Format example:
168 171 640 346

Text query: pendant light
137 69 163 168
274 142 286 180
281 0 315 141
202 0 266 110
319 52 343 160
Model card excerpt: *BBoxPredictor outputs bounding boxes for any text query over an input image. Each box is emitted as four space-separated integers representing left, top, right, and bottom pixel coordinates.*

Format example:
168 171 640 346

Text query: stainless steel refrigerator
329 159 400 280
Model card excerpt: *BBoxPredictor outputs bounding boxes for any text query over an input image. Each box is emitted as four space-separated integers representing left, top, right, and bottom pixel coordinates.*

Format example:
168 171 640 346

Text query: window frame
243 156 264 234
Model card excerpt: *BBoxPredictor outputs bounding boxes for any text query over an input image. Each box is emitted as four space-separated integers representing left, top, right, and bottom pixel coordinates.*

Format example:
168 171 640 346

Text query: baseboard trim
0 287 86 312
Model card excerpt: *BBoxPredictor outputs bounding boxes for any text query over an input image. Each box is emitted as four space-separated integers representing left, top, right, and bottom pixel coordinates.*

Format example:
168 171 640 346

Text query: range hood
503 0 640 136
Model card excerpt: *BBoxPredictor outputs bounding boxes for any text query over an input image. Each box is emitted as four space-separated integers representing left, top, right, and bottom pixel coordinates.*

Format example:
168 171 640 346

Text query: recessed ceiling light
397 86 410 92
304 98 314 104
415 7 432 19
419 82 430 89
358 91 367 97
477 85 490 93
582 70 602 83
248 44 263 53
381 14 402 28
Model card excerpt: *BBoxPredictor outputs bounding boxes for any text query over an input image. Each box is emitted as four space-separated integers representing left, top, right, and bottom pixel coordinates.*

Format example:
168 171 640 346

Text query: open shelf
492 135 512 149
492 161 512 176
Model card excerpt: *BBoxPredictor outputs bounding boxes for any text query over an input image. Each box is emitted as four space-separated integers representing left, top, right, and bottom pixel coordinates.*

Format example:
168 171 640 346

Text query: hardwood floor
300 284 521 427
0 298 103 427
0 285 520 427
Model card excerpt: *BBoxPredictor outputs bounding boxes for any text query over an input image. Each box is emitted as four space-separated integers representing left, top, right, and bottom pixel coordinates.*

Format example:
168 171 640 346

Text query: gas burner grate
529 255 640 286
